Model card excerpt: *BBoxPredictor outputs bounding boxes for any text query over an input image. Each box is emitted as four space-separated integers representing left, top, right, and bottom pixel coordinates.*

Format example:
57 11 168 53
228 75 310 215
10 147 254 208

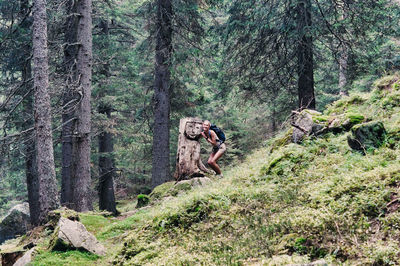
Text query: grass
21 73 400 265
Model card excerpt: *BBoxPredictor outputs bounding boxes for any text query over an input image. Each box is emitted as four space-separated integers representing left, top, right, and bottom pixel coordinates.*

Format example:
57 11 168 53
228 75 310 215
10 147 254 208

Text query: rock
0 203 30 244
45 207 80 231
13 248 35 266
291 110 320 143
291 109 365 143
347 121 386 152
1 250 24 266
175 177 212 188
49 217 106 256
150 178 211 201
136 194 150 208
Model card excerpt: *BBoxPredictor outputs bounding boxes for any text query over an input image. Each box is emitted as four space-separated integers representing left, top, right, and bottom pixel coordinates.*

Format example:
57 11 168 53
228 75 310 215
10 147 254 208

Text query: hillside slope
28 74 400 265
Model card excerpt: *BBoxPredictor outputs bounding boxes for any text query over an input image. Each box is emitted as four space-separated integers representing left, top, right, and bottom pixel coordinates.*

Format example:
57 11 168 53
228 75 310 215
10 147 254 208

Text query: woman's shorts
212 143 226 154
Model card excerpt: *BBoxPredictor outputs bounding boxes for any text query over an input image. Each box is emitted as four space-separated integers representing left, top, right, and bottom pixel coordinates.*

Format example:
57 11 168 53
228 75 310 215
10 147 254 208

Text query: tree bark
19 0 39 226
338 0 350 95
174 117 209 181
297 0 315 110
98 19 117 215
72 0 93 212
61 0 93 212
32 0 59 225
61 0 79 208
152 0 173 189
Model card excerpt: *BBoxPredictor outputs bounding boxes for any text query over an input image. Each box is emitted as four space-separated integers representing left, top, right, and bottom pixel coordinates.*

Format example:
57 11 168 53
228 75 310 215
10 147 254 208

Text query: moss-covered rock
46 207 80 230
136 194 150 208
0 203 30 245
291 109 365 143
347 121 387 153
150 178 211 202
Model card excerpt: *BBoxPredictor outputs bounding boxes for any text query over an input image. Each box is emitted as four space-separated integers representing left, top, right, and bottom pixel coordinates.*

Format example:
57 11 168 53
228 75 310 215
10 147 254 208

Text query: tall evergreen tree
19 0 39 225
32 0 59 225
151 0 173 188
61 0 93 211
97 19 117 215
296 0 315 109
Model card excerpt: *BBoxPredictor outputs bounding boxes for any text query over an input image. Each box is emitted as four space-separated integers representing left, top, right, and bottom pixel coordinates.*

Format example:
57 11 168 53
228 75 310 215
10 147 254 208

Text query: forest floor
2 73 400 265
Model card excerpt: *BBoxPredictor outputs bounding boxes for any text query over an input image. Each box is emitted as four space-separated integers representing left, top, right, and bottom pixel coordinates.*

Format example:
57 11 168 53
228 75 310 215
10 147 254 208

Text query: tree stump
174 117 210 181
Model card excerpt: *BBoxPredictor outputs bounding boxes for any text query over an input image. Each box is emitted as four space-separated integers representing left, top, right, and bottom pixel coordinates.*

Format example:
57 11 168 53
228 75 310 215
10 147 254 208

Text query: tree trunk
174 117 209 181
18 0 40 226
98 19 117 215
338 46 348 94
98 105 117 214
297 0 315 110
32 0 59 225
72 0 93 212
61 0 79 208
61 0 93 212
338 0 350 95
152 0 173 189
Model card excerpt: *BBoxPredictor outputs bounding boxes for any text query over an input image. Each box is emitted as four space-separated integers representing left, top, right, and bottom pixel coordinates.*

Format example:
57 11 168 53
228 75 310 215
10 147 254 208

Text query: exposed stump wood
174 117 210 181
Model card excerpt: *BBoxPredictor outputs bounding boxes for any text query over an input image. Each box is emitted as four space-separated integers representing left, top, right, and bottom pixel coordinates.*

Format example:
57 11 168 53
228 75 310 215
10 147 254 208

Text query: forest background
0 0 400 217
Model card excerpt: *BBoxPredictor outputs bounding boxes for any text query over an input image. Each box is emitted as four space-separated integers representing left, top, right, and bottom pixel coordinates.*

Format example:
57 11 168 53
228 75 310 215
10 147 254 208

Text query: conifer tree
32 0 59 225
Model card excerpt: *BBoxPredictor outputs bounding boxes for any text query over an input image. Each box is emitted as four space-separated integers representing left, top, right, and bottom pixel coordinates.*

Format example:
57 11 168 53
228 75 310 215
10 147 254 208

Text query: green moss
373 74 399 90
32 250 100 266
269 128 293 153
169 182 192 196
136 194 150 208
312 115 329 123
347 114 365 124
149 181 175 200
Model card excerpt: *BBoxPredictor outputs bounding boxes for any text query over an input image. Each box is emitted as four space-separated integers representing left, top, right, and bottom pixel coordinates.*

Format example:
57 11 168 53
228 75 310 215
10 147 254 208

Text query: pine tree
151 0 173 188
61 0 93 212
32 0 59 225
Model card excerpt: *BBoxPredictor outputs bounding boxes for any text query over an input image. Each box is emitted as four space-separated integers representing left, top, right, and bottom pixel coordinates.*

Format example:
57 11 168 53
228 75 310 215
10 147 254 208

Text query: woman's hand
201 132 207 139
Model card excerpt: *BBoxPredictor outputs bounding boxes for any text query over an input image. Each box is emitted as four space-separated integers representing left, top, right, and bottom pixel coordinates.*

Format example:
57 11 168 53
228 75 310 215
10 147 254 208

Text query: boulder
291 109 365 143
0 203 30 244
175 177 212 188
150 177 212 201
347 121 386 152
49 217 106 256
0 250 24 266
291 110 320 143
13 248 35 266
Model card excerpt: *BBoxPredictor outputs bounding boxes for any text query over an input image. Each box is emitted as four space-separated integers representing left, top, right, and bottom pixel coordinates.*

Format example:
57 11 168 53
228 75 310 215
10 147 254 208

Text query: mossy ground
6 74 399 265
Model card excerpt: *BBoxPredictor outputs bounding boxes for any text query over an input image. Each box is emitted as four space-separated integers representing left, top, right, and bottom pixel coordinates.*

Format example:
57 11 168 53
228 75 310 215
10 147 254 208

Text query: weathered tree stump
174 117 210 181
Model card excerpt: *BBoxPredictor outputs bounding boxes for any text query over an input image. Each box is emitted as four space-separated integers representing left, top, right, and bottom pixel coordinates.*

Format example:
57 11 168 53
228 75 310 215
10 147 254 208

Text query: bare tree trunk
61 0 93 212
71 0 93 212
98 19 117 215
32 0 59 225
338 0 350 95
174 117 209 181
98 105 117 214
152 0 173 189
297 0 315 110
61 0 79 208
18 0 40 226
